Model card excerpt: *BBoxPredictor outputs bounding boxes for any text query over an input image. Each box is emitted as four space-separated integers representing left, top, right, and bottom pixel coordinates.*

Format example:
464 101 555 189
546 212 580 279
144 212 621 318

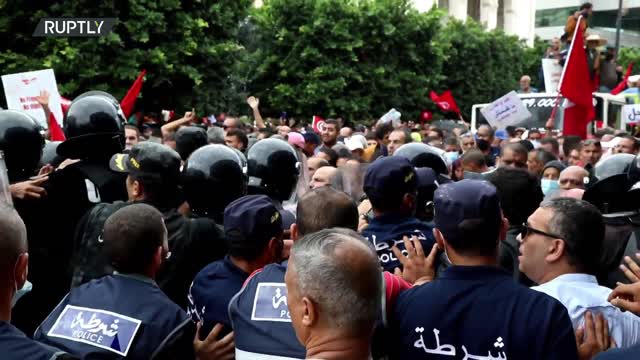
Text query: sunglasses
520 223 563 240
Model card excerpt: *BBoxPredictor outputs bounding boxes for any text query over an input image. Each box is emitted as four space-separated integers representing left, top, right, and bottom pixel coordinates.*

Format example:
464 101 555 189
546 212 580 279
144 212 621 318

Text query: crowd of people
2 75 640 360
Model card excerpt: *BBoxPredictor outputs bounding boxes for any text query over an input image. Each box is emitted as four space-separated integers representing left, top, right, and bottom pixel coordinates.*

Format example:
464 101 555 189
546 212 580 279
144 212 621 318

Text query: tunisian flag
558 16 594 139
312 115 325 133
120 70 146 118
611 62 634 95
48 112 66 141
430 90 460 115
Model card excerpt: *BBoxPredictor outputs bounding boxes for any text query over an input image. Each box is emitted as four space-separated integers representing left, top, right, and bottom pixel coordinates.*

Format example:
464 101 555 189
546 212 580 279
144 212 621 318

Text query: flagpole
547 16 583 131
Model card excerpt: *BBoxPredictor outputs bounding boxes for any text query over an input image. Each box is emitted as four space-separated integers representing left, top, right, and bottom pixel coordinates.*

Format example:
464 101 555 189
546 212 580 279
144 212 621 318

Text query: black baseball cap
109 142 181 180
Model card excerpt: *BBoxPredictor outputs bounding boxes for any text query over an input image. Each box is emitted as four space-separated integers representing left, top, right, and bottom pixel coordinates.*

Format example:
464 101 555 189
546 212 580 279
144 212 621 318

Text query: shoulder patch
47 305 142 356
250 282 291 322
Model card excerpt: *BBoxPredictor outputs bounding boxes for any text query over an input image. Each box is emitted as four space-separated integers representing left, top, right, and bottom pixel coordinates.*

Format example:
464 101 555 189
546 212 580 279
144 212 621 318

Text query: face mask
541 178 560 196
444 151 460 164
12 280 32 308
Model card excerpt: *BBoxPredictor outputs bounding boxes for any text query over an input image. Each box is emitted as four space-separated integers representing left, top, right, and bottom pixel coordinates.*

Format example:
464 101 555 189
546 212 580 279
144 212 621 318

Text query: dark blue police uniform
187 255 249 337
228 261 306 360
362 156 436 272
595 343 640 359
362 214 435 272
0 321 72 360
390 266 578 360
34 274 193 359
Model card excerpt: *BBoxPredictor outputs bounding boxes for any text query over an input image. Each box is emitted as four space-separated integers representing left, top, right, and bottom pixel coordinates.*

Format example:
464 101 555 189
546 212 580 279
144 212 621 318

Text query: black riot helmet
0 110 44 182
175 126 208 161
393 142 448 175
627 152 640 186
57 92 125 160
584 153 638 214
247 138 300 202
182 144 247 220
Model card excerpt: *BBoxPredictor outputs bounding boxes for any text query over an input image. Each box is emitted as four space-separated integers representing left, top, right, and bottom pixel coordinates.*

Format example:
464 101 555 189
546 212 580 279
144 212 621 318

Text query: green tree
247 0 445 124
619 47 640 70
0 0 251 115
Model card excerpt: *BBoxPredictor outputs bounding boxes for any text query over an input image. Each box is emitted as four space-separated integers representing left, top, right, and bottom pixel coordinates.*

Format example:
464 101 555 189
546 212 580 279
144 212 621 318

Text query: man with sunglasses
521 198 640 348
36 204 195 358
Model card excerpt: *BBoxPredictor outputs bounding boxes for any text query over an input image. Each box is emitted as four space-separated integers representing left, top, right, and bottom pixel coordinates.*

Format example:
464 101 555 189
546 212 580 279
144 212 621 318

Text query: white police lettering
186 283 205 322
47 305 141 356
413 327 507 359
251 283 291 322
370 230 426 263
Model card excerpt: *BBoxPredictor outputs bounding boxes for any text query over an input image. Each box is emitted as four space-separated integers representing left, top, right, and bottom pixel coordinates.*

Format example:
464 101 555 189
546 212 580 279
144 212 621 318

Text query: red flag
60 96 72 114
430 90 460 115
558 16 594 139
611 62 634 95
420 110 433 122
120 70 146 118
312 115 325 133
48 112 66 141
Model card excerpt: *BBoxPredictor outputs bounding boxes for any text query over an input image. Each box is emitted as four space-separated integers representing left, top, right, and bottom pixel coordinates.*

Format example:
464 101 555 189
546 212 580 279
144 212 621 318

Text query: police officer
393 142 448 177
0 205 76 360
0 110 44 183
583 153 640 288
390 180 579 360
361 156 436 272
70 142 182 287
247 138 299 229
11 94 131 335
188 195 284 341
175 126 208 161
35 204 194 359
229 187 360 359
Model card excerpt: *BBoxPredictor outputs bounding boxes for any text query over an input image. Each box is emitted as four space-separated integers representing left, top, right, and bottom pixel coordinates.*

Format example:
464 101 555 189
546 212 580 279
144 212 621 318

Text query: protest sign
480 91 532 129
2 69 63 128
379 108 401 127
542 59 563 93
623 104 640 125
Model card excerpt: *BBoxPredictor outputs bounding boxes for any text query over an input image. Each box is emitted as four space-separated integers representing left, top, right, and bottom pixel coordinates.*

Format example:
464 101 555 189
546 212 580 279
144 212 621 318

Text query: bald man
0 205 75 359
285 228 381 360
559 166 590 190
309 166 338 190
307 157 330 180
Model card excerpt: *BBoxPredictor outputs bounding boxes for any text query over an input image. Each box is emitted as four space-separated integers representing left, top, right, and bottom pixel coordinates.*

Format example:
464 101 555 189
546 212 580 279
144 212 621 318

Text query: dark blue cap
434 180 501 242
224 195 283 255
364 157 417 202
415 167 438 190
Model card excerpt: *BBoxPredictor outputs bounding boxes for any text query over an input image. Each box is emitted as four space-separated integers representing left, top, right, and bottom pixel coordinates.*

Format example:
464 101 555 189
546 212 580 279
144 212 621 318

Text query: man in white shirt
519 197 640 348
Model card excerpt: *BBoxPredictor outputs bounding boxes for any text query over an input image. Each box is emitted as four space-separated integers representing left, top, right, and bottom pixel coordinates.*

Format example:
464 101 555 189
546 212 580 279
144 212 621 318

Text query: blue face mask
541 178 560 196
12 280 32 308
444 151 460 164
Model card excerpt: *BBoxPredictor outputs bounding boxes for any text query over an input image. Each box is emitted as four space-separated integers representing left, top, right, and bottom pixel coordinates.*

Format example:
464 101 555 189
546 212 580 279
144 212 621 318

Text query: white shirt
532 273 640 348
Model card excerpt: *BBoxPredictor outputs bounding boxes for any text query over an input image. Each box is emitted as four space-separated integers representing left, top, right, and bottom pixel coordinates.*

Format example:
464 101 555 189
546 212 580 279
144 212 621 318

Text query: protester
319 119 339 150
188 195 283 340
309 165 339 190
528 149 557 177
500 142 528 169
521 198 640 347
559 166 590 190
614 136 639 155
124 124 140 150
35 204 195 358
286 228 381 360
476 124 500 160
581 139 603 170
518 75 538 94
540 137 561 158
460 149 489 179
541 161 567 196
387 129 412 156
307 157 329 180
225 128 249 152
459 132 476 153
315 146 338 167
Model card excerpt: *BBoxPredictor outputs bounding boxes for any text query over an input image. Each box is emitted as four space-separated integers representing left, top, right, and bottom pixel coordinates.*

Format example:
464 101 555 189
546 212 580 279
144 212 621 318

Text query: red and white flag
312 115 325 133
558 16 594 139
120 69 146 118
430 90 460 115
420 110 433 122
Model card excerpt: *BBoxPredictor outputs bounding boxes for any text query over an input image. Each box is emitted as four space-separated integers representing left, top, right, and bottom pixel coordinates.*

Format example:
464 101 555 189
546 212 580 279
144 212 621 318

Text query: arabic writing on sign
251 283 291 322
71 312 119 337
480 91 532 129
623 105 640 124
413 327 508 360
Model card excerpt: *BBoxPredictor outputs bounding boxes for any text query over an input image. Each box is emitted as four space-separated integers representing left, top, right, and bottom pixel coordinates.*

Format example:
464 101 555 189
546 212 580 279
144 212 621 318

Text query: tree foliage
0 0 251 115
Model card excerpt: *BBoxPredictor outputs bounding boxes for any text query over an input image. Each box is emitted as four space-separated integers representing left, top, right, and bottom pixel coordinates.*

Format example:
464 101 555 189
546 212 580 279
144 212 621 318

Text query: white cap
345 137 364 151
629 75 640 84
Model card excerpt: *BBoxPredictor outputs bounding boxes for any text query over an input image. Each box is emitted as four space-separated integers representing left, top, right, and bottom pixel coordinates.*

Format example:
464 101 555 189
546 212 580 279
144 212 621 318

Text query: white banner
542 59 563 93
2 69 63 128
480 91 532 129
623 104 640 124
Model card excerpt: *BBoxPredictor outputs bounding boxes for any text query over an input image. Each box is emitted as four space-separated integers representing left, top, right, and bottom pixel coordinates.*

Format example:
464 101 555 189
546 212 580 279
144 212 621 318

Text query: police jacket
0 321 76 360
34 273 194 359
12 161 127 336
362 213 435 272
